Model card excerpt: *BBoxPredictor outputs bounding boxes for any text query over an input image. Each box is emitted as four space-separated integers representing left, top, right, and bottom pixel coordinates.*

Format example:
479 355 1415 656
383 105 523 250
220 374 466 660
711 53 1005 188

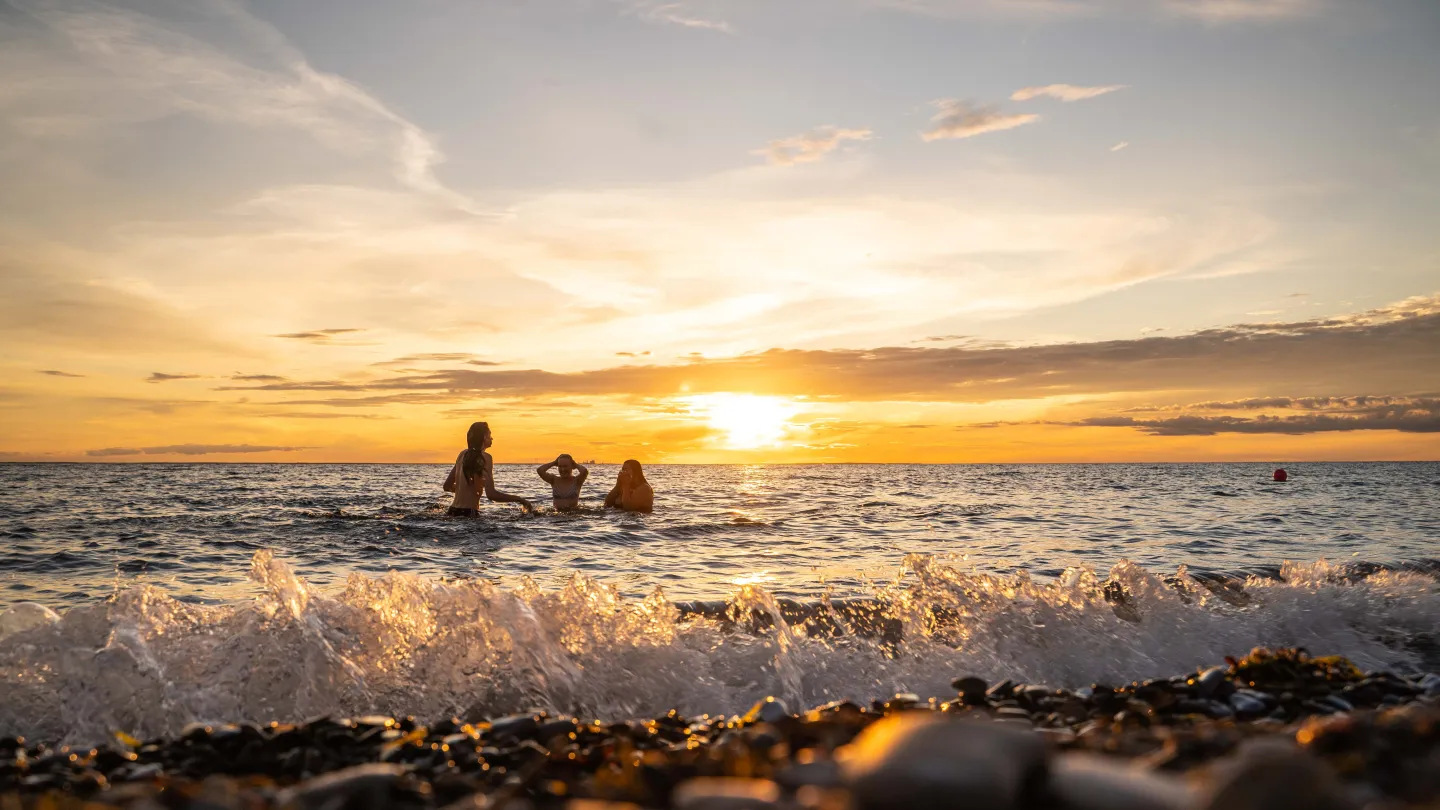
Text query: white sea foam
1 550 1436 746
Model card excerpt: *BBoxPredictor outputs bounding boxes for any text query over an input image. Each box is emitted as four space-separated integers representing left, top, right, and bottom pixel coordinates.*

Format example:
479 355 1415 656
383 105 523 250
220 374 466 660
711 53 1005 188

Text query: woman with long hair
442 421 534 516
603 459 654 513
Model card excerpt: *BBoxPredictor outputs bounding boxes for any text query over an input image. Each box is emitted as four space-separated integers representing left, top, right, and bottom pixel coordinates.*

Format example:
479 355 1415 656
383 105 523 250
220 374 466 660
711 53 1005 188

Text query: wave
1 551 1437 746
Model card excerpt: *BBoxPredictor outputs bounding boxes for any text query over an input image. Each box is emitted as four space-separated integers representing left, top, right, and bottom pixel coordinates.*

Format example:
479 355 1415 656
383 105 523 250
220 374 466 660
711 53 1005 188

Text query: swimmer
442 421 534 516
537 454 589 511
604 459 654 513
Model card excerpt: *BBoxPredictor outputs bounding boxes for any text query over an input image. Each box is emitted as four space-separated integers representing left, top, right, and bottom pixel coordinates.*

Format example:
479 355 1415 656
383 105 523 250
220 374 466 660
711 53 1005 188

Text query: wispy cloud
273 328 364 342
230 373 287 382
755 126 874 166
864 0 1318 21
146 372 201 383
921 100 1039 141
624 1 734 31
1011 84 1127 102
38 369 84 378
1164 0 1318 20
1111 141 1130 152
372 352 482 367
3 0 479 211
86 444 309 457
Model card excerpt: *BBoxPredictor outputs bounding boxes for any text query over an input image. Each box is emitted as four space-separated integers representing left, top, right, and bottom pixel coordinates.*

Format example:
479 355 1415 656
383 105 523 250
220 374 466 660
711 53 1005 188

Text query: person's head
620 459 646 486
556 453 576 477
462 421 491 481
467 421 493 451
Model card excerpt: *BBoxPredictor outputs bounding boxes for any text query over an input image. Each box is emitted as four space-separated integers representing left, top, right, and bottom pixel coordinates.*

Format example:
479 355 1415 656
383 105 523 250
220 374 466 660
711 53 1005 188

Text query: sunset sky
1 0 1438 463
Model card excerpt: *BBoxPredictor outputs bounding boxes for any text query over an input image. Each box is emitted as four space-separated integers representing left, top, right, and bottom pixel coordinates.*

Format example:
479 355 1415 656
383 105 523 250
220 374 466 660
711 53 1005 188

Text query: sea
1 461 1437 744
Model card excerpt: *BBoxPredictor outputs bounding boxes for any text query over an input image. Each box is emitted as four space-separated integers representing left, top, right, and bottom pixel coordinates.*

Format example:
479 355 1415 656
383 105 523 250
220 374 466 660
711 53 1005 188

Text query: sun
684 393 802 450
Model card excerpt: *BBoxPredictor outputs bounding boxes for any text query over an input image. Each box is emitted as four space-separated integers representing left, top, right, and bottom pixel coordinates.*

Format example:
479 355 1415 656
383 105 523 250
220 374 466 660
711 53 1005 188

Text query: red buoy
1273 468 1288 482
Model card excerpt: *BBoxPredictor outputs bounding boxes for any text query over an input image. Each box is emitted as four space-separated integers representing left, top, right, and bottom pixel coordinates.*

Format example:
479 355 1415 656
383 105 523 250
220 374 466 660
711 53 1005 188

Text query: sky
1 0 1438 463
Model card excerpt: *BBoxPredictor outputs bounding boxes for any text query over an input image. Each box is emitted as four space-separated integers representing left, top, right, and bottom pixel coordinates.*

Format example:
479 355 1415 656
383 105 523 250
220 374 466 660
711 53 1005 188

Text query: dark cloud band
219 295 1440 406
86 444 309 457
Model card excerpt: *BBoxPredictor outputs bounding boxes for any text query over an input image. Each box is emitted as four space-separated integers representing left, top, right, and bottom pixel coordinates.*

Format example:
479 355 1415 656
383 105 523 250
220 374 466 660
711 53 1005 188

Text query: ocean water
1 461 1438 744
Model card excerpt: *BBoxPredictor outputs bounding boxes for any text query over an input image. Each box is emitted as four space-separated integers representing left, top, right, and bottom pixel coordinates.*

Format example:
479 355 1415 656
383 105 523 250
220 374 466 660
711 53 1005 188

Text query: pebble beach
4 647 1439 809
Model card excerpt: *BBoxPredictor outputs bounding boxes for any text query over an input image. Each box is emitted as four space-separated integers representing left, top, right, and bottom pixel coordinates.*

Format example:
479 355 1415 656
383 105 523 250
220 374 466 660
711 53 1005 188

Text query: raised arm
536 460 558 483
575 464 589 486
482 453 534 511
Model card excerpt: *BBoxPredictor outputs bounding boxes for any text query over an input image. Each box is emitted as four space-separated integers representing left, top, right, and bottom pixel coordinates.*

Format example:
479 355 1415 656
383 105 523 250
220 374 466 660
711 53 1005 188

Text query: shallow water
2 462 1437 606
1 462 1437 744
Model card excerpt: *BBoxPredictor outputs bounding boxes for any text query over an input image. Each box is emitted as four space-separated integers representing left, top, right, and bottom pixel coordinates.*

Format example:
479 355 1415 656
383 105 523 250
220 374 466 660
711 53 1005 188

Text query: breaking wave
2 550 1437 746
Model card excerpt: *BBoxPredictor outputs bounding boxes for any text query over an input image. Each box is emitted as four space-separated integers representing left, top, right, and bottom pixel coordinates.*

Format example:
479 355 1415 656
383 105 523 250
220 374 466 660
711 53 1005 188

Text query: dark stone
486 713 540 742
1193 667 1228 698
951 676 988 706
275 763 407 810
775 759 843 791
743 698 790 725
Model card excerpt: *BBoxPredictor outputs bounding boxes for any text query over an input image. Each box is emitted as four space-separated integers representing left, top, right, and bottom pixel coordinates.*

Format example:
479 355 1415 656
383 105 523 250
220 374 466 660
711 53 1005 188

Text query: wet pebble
951 676 988 706
274 763 409 810
3 648 1438 809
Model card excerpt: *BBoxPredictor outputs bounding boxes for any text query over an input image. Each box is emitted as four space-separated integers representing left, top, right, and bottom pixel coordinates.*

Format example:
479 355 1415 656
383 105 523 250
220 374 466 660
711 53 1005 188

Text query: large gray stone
1048 754 1193 810
838 713 1047 810
1200 740 1359 810
672 778 782 810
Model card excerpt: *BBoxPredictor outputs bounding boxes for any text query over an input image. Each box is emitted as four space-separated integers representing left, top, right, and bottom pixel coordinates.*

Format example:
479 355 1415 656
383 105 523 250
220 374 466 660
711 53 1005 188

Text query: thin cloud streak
272 329 364 342
922 100 1039 141
755 126 874 166
628 1 735 31
866 0 1319 21
86 444 310 456
1011 84 1127 102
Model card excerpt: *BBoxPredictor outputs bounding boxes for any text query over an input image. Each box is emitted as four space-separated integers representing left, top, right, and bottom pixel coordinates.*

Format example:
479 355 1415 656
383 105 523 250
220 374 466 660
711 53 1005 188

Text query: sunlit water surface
2 462 1437 606
2 462 1437 744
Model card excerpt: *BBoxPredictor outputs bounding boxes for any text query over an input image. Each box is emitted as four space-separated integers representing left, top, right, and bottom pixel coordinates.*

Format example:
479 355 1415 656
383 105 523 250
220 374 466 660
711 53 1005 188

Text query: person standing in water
604 459 654 513
443 421 534 516
537 454 588 511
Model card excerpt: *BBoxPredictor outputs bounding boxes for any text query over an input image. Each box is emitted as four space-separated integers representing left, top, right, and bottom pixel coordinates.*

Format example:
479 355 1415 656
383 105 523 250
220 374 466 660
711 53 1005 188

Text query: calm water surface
3 462 1437 608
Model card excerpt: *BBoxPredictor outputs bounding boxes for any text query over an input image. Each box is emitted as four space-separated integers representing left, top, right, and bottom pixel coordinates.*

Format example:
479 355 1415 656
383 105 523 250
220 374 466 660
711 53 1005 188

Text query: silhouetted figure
443 421 534 515
537 453 588 511
605 459 654 513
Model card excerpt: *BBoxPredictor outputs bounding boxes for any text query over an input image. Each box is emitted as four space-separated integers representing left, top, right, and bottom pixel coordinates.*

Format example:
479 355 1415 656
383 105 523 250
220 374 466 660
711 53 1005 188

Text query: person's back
448 450 483 514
